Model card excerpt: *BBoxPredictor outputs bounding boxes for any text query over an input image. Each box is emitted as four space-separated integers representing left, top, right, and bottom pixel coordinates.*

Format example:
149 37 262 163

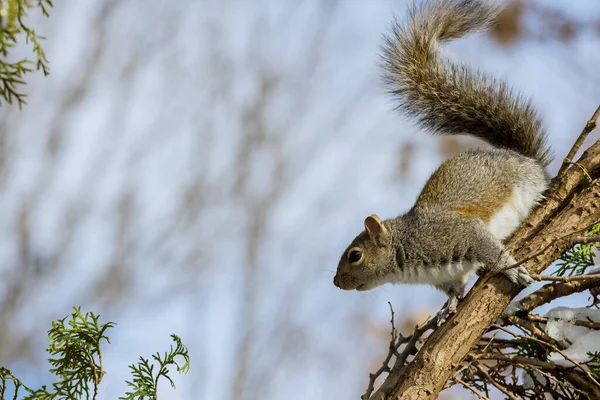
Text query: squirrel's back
381 0 552 166
415 148 548 240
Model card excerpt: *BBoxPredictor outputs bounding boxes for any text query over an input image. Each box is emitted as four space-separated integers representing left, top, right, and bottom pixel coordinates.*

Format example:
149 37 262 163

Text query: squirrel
333 0 553 318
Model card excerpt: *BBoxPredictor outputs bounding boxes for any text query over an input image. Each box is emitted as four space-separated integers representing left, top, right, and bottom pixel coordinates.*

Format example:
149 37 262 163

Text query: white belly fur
391 260 481 286
487 182 545 241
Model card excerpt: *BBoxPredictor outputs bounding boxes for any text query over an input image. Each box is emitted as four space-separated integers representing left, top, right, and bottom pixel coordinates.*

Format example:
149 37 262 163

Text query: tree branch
472 361 520 400
518 276 600 312
522 313 600 330
557 104 600 177
534 273 600 282
453 375 491 400
362 303 399 400
474 352 562 371
492 324 600 389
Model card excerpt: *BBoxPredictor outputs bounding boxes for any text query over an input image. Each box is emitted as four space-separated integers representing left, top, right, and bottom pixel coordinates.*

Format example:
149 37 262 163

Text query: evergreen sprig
44 307 114 399
588 351 600 380
0 0 52 108
585 351 600 379
554 223 600 276
0 367 35 399
515 338 540 359
120 334 191 400
0 307 189 400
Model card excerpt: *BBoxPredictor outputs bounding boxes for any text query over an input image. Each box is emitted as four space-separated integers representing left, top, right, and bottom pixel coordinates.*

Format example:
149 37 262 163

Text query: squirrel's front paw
503 265 534 286
499 252 534 287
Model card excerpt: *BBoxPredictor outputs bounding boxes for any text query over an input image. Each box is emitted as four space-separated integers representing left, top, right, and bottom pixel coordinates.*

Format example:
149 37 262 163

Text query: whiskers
359 290 377 300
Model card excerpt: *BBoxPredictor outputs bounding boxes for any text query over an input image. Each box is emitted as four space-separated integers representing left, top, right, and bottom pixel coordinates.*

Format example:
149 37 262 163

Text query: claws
503 265 534 286
435 307 452 326
498 251 534 287
436 295 459 326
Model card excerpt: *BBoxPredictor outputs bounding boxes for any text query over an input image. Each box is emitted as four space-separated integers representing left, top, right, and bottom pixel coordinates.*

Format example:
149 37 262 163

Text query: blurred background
1 0 599 398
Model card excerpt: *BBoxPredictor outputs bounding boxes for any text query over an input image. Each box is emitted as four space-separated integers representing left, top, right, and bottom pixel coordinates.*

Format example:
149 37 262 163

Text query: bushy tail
381 0 552 166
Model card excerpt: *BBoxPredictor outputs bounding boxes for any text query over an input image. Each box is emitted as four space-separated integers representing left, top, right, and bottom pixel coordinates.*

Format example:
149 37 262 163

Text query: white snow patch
503 300 524 317
544 307 600 342
547 330 600 367
544 307 600 367
522 370 548 389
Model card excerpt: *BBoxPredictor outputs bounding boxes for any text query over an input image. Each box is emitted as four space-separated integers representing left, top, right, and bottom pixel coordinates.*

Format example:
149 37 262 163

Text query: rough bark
371 111 600 399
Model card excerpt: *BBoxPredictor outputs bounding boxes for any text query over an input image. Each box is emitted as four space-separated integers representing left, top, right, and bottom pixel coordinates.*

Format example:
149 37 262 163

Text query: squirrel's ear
364 214 388 241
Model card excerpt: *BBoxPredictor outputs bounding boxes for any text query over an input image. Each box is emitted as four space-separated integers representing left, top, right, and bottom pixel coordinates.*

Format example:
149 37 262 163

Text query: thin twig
529 367 586 397
558 104 600 178
454 375 492 400
472 361 521 400
362 302 400 400
534 273 600 282
524 313 600 330
519 362 586 399
477 337 522 347
505 316 564 348
394 317 437 360
456 332 498 377
493 324 600 389
473 352 561 371
367 316 438 399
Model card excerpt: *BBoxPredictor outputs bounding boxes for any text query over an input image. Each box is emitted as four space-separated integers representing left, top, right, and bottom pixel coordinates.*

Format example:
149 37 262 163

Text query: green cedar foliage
0 0 52 108
555 223 600 276
0 307 190 400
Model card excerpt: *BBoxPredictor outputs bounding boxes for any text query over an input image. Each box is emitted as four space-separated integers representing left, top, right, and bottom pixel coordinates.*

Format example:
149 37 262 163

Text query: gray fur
416 148 549 210
333 0 547 316
333 205 534 314
381 0 553 166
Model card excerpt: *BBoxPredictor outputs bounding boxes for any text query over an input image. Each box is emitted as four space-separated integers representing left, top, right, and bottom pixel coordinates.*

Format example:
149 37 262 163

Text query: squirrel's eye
348 249 363 264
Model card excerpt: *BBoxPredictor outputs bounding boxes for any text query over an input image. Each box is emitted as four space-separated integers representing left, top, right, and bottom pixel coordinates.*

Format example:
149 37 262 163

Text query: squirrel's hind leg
473 233 534 287
435 280 468 325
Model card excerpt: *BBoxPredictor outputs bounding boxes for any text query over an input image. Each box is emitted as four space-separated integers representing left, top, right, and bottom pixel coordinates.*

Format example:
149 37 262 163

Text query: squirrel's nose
333 275 341 288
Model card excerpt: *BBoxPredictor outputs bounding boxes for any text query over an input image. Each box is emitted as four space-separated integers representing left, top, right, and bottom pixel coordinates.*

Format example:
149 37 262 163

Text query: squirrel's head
333 214 397 291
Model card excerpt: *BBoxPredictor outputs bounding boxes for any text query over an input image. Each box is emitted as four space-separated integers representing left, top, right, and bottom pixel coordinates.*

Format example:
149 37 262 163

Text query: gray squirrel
333 0 552 317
